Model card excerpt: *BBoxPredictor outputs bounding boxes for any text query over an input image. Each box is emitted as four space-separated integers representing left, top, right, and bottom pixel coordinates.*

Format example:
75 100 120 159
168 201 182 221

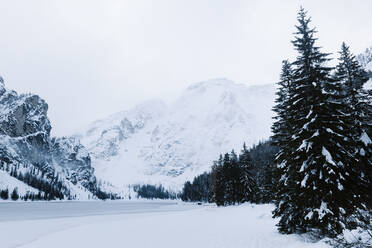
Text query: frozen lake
0 200 185 221
0 201 329 248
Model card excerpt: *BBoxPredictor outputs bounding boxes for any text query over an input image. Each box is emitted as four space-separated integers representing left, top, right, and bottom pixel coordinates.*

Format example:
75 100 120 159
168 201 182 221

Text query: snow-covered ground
0 201 330 248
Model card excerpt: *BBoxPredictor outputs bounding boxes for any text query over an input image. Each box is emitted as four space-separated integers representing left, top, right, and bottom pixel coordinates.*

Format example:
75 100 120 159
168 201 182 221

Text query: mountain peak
188 77 233 87
186 78 245 92
75 79 275 191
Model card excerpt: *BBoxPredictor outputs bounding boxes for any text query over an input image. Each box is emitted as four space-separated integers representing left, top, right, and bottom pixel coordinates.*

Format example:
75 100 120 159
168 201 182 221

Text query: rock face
75 78 275 190
0 79 51 166
0 78 101 199
51 137 97 193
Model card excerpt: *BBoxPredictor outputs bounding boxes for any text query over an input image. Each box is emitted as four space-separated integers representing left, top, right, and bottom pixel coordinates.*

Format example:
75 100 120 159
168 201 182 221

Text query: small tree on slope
11 188 19 201
272 8 367 236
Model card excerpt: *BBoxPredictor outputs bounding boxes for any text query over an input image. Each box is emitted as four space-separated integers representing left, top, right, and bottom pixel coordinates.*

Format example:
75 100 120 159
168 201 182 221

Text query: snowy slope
0 170 39 197
75 79 275 190
0 170 93 200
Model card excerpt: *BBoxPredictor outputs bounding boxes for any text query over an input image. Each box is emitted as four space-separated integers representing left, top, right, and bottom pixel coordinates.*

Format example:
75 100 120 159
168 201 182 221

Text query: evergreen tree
214 155 225 206
11 188 19 201
273 8 366 236
271 60 297 216
335 43 372 207
181 181 193 201
0 189 9 200
272 60 294 148
133 184 176 200
209 158 218 203
223 151 236 204
180 173 210 202
237 144 256 203
248 140 279 203
182 140 279 205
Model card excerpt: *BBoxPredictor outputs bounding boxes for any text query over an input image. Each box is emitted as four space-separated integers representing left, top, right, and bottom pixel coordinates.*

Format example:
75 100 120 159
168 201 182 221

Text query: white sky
0 0 371 136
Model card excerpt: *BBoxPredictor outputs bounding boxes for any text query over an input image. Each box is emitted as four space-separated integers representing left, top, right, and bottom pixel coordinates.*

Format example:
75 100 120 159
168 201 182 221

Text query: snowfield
0 201 329 248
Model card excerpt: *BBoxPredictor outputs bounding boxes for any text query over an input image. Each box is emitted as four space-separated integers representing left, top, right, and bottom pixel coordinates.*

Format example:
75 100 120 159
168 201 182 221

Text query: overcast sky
0 0 371 136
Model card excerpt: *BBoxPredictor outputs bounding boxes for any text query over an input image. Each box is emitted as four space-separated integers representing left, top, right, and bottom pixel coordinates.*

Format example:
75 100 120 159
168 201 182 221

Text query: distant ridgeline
0 78 117 200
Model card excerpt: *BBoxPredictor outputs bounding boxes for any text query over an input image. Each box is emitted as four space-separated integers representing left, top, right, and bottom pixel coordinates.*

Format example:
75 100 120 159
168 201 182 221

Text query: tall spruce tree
271 60 295 209
273 8 366 236
209 159 218 203
222 152 234 205
238 144 256 203
214 155 225 206
272 60 294 148
229 150 240 204
335 43 372 207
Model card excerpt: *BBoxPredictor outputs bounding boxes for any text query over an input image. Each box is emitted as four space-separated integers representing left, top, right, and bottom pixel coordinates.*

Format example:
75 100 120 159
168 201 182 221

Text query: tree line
133 184 177 200
181 141 279 205
0 188 47 201
0 162 67 200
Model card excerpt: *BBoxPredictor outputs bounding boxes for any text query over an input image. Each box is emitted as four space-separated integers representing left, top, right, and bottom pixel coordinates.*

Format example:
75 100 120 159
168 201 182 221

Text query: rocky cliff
0 77 106 200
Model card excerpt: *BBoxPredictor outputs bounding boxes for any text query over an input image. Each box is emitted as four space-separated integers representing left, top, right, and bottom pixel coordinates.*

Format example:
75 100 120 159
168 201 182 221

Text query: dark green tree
214 155 225 206
335 43 372 207
0 189 9 200
223 151 236 205
11 188 19 201
273 8 366 236
272 60 294 148
237 144 256 203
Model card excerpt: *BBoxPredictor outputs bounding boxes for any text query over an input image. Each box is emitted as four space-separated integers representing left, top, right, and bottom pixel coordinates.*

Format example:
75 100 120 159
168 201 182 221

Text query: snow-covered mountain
357 46 372 71
0 77 105 200
357 46 372 89
75 79 275 190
